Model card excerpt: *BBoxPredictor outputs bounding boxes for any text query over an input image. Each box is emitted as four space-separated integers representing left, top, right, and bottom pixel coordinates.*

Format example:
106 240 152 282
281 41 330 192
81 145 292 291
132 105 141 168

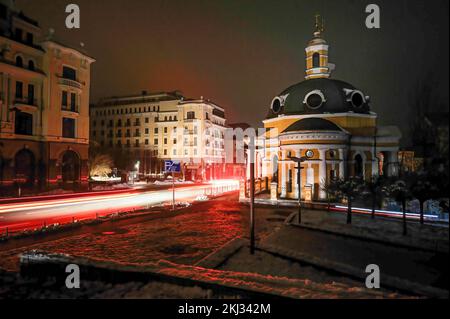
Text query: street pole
297 164 302 224
289 156 307 225
172 170 175 210
249 135 255 255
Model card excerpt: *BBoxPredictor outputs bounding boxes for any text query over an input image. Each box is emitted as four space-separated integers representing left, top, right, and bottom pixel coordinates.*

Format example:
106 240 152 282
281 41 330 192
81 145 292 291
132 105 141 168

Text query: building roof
282 118 343 133
267 78 371 119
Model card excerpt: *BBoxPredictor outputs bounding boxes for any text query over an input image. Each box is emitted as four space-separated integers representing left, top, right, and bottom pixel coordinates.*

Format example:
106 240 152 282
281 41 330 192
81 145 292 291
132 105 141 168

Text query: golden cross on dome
314 14 324 36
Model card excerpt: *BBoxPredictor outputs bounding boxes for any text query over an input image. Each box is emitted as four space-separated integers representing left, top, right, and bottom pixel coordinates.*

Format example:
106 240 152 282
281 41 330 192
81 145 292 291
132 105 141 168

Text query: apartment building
0 1 95 187
90 92 227 180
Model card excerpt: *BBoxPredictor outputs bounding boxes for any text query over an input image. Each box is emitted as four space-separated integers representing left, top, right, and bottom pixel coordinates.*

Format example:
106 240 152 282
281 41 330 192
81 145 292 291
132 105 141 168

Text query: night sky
17 0 449 146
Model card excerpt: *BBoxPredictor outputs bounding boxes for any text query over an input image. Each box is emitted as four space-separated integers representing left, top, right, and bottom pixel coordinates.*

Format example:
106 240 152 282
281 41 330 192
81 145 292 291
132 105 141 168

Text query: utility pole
249 135 255 255
172 170 175 211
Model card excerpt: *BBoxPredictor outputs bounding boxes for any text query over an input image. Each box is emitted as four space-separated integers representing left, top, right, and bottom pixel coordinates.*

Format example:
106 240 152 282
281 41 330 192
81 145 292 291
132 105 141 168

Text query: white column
372 152 379 177
388 151 398 177
318 149 327 200
280 152 287 198
338 148 345 179
293 149 301 198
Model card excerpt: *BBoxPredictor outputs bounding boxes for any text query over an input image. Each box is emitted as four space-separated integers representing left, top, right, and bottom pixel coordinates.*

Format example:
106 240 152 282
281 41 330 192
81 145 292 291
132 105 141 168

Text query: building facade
251 17 401 202
90 92 227 180
0 0 95 188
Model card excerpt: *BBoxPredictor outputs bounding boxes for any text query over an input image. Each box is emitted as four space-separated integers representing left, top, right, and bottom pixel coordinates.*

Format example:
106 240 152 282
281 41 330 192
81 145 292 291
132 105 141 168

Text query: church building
252 16 401 202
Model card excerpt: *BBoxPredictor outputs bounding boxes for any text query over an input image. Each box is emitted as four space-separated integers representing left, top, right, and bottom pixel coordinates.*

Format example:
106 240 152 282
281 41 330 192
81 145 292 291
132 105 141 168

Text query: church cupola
305 15 335 80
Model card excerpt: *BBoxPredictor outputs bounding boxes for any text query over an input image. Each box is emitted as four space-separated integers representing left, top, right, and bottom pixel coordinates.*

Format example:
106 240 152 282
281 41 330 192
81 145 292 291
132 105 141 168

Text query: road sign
164 160 181 173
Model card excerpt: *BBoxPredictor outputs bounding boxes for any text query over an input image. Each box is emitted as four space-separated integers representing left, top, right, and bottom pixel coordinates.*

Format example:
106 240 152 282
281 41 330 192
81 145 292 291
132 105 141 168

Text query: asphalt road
0 181 238 233
0 193 286 271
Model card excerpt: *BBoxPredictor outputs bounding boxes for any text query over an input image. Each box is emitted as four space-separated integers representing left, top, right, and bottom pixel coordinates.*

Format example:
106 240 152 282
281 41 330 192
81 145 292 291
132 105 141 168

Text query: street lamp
289 156 308 224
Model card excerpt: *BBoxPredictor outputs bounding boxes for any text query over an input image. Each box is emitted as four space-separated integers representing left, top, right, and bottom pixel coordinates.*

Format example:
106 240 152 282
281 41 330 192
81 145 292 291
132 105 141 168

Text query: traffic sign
164 160 181 173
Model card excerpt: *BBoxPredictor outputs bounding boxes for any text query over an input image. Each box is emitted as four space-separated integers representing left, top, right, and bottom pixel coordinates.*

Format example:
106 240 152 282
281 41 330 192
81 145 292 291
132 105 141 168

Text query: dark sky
17 0 449 146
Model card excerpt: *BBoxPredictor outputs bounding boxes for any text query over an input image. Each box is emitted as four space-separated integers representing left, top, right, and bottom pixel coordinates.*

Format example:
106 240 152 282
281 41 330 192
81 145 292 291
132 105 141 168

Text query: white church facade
249 16 401 202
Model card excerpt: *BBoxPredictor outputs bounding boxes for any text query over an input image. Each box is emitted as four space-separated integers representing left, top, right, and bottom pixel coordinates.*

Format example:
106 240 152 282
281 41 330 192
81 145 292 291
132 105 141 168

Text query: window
70 93 77 112
313 52 320 68
0 4 7 19
16 56 23 67
154 128 158 134
145 128 149 134
287 169 293 193
15 28 23 41
27 84 34 105
15 81 23 98
173 138 177 144
145 139 149 145
164 127 168 134
62 91 68 107
28 60 35 71
135 140 139 147
145 117 149 123
194 137 197 146
62 118 76 138
15 112 33 135
62 66 77 81
164 138 167 145
26 32 33 45
154 138 158 145
194 149 197 156
164 149 167 156
186 111 195 119
173 149 177 156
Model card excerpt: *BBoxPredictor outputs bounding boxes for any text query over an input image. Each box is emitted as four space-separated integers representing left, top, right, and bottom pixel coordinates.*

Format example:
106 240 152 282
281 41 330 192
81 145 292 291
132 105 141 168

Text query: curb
288 220 448 254
195 237 246 269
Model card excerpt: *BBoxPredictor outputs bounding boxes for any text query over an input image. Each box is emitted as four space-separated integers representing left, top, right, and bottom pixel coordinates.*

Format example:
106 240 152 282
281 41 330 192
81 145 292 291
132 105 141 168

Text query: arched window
272 155 279 183
312 53 320 68
28 60 35 70
16 56 23 67
354 154 363 177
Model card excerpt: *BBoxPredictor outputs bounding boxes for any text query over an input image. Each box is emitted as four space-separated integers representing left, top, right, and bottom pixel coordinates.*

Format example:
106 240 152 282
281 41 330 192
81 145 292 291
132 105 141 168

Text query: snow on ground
217 246 409 299
152 260 407 299
91 183 132 191
293 209 449 252
153 180 195 186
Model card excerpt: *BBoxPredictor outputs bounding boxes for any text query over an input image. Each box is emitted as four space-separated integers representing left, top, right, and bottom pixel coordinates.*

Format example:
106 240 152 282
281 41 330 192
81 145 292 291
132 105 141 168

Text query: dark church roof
267 78 371 119
282 118 343 133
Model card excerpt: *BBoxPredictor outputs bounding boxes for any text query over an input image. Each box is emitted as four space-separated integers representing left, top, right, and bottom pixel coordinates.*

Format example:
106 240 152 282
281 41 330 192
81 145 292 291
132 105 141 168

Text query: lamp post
249 135 256 255
289 156 308 224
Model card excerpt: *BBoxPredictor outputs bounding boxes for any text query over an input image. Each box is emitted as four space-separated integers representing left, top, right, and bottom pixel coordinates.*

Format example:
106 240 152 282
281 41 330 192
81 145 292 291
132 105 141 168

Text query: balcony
14 97 38 107
61 104 79 113
58 77 83 90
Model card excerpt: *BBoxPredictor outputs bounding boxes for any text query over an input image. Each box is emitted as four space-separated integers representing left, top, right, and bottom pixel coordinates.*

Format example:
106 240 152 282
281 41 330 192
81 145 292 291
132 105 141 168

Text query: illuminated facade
90 92 227 180
0 1 95 187
251 16 401 202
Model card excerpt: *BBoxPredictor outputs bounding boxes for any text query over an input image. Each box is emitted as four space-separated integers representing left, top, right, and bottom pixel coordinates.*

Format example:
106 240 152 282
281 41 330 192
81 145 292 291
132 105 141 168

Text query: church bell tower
305 15 335 80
